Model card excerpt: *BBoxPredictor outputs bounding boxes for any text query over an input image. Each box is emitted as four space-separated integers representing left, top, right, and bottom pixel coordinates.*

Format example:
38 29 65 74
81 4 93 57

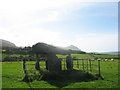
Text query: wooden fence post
64 59 66 70
23 59 27 74
89 59 92 72
98 59 101 77
22 58 31 82
82 60 84 71
86 59 89 72
77 60 79 69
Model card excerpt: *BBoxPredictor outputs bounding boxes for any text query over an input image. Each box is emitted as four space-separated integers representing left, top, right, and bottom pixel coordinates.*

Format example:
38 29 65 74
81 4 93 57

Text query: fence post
86 59 89 72
64 59 66 70
98 59 101 77
23 59 27 74
77 60 79 69
89 59 92 72
22 58 30 82
82 59 84 71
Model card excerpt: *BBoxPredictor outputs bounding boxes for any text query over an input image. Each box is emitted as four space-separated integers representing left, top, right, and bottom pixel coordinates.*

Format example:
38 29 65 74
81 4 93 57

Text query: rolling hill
0 39 16 48
65 45 81 51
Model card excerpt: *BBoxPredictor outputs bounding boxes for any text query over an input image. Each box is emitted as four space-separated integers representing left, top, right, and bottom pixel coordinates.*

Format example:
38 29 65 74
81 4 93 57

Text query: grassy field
2 54 119 88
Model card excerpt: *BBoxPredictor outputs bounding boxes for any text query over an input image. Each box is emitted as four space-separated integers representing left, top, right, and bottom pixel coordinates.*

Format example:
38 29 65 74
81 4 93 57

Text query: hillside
0 39 16 48
65 45 81 51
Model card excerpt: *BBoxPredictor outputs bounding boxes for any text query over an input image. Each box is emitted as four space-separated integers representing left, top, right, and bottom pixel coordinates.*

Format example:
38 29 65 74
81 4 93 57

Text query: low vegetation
2 54 119 88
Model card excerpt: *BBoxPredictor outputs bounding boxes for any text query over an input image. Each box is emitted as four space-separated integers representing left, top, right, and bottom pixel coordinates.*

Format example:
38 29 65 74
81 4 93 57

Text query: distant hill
32 43 85 55
65 45 81 51
0 39 16 48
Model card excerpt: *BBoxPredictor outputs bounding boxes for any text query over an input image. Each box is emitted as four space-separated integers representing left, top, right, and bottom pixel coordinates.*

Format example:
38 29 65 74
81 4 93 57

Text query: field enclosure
2 54 119 88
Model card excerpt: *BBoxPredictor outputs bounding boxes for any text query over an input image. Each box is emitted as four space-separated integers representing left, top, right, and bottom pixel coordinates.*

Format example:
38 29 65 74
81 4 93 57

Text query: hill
32 43 85 55
0 39 16 48
65 45 81 51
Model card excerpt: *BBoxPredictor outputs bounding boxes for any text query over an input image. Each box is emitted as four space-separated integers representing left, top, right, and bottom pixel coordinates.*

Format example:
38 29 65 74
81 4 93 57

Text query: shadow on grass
41 69 99 88
22 69 101 88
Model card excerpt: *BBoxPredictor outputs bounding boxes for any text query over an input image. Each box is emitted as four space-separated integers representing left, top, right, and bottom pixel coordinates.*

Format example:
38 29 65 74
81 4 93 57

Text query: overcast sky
0 0 118 52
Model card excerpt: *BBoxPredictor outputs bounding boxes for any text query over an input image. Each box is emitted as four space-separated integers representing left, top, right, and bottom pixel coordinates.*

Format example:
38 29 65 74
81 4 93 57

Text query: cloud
0 0 96 47
44 32 117 52
0 27 61 47
69 33 118 52
0 0 118 52
0 0 95 26
1 0 114 29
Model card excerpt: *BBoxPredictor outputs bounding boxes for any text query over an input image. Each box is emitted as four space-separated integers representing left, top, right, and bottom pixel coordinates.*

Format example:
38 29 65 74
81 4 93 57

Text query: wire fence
61 58 101 75
23 58 101 77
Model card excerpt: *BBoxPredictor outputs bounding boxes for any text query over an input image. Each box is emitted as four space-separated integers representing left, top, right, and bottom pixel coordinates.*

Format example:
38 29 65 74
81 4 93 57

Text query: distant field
2 54 119 88
2 53 119 59
57 54 119 59
2 54 29 59
72 54 119 59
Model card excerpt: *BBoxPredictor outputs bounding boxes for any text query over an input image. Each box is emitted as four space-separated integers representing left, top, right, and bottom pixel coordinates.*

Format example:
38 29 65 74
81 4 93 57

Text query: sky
0 0 118 52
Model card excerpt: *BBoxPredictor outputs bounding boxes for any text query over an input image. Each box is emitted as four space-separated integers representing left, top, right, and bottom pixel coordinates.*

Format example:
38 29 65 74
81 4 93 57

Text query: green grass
2 54 29 60
2 54 119 88
2 61 57 88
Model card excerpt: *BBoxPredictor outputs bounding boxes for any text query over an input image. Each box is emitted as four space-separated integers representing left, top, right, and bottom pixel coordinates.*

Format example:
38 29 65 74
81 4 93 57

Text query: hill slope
65 45 81 51
0 39 16 48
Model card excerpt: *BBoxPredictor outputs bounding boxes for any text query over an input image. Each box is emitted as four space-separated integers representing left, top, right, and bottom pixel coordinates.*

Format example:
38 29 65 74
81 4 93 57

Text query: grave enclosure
22 43 102 82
